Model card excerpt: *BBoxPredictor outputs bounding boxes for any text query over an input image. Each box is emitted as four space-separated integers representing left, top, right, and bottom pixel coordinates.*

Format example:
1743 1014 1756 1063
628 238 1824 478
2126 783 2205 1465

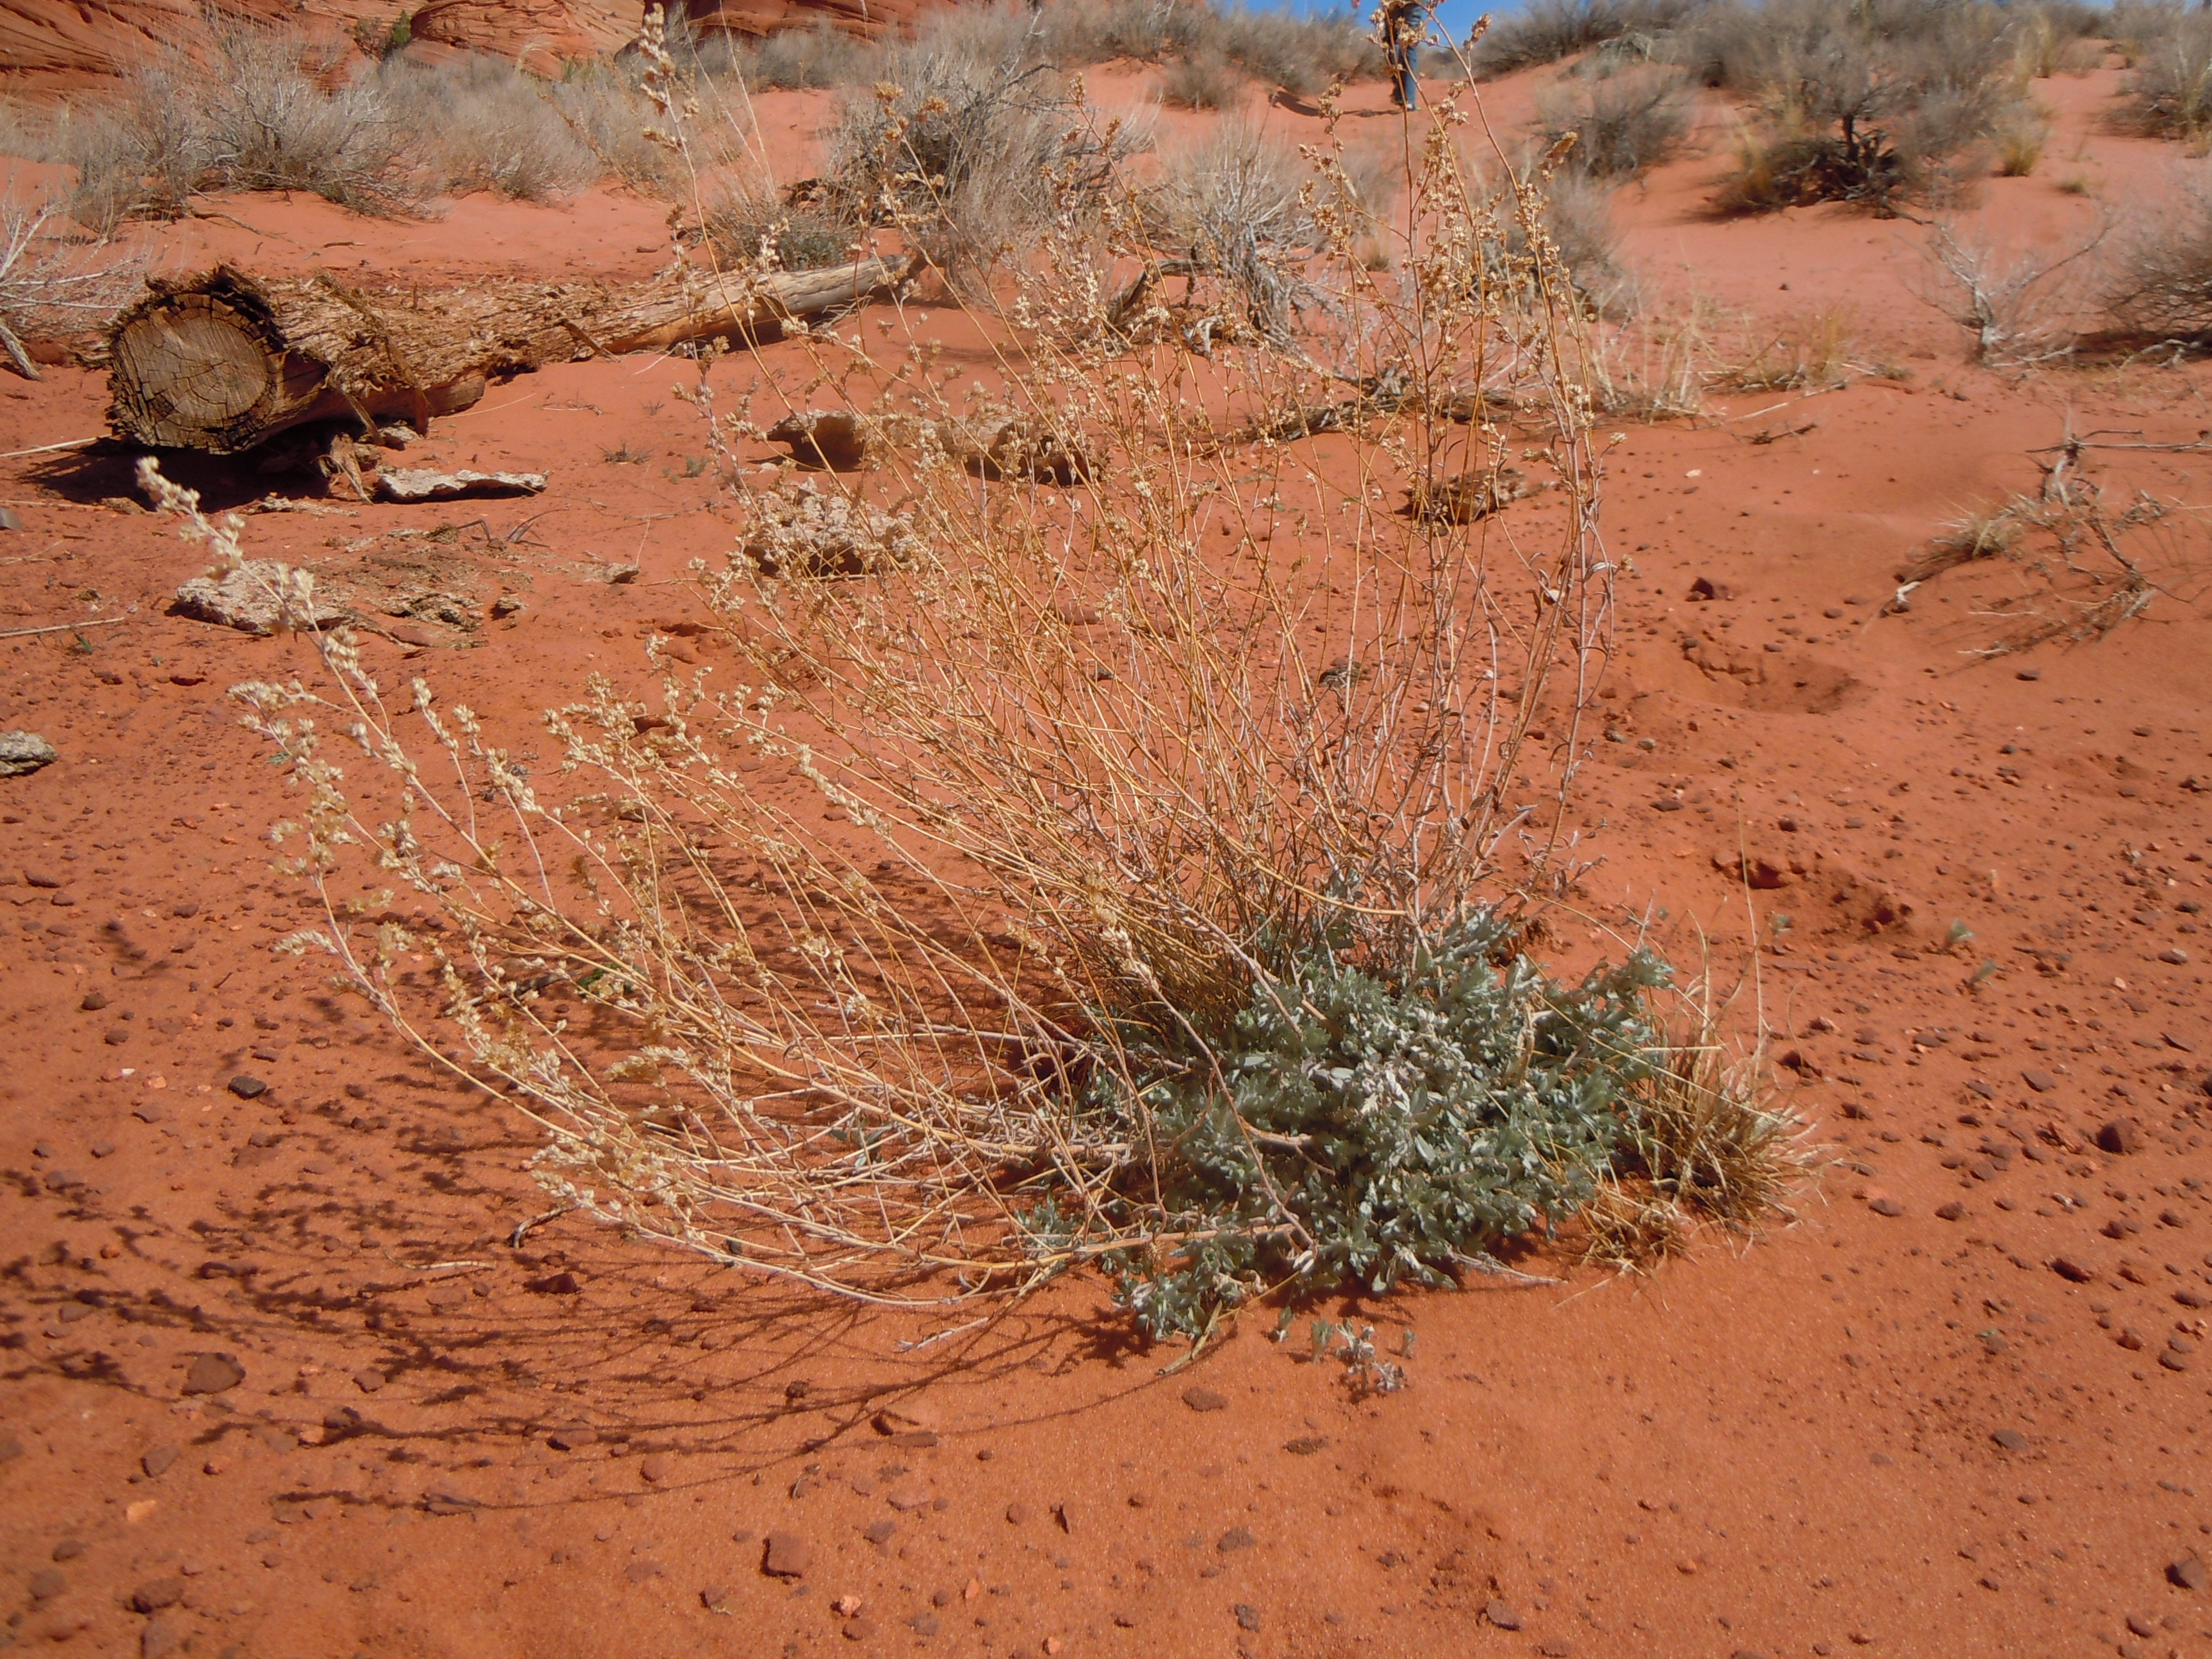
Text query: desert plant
1917 216 2104 366
1722 303 1856 388
1535 62 1696 177
1161 50 1246 109
1692 0 2031 213
1992 107 2049 175
0 192 139 377
1470 0 1704 78
162 32 1793 1346
705 185 861 271
383 54 602 201
724 19 879 89
824 28 1137 285
2125 9 2212 144
2107 176 2212 340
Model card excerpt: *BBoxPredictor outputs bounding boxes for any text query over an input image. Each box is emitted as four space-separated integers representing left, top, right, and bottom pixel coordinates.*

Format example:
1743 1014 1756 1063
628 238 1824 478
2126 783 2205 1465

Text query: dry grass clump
1160 51 1247 110
1581 1001 1814 1272
157 29 1799 1342
1469 0 1704 78
709 18 877 86
1534 62 1697 178
379 55 602 203
1905 437 2181 655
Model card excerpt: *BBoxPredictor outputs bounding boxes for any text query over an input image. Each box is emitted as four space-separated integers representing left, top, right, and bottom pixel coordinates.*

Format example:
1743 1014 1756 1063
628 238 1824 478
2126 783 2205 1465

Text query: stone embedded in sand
180 1352 244 1395
2022 1069 2057 1093
2161 1348 2193 1372
28 1569 65 1601
2171 1555 2208 1591
1484 1599 1523 1630
762 1531 810 1578
79 990 107 1011
0 731 57 777
1234 1604 1261 1631
378 469 546 503
2049 1257 2096 1284
1217 1526 1256 1554
141 1444 178 1478
1005 1502 1029 1525
910 1612 941 1635
226 1074 266 1099
639 1453 671 1482
129 1577 184 1612
864 1520 895 1546
103 1026 131 1046
1868 1197 1904 1217
50 1541 83 1562
1991 1429 2029 1452
2098 1118 2142 1156
1936 1202 1965 1221
352 1369 385 1394
886 1482 933 1513
1180 1386 1228 1413
172 563 346 636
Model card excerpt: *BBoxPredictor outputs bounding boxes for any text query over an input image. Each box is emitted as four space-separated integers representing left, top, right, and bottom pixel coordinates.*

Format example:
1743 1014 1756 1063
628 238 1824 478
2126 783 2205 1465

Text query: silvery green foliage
1089 908 1669 1341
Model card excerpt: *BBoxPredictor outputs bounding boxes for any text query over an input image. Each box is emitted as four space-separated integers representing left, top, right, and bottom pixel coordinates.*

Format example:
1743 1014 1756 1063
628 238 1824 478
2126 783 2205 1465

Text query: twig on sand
0 615 128 640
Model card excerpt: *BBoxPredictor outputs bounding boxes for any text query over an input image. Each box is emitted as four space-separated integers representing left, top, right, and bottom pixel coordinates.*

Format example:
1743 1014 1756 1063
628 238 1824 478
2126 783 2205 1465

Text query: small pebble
1991 1429 2029 1452
1484 1599 1522 1630
181 1352 244 1395
1181 1386 1228 1413
1217 1527 1256 1554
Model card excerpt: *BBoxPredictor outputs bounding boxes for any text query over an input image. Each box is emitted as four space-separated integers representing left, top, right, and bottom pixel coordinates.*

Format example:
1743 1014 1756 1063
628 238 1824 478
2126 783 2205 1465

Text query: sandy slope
3 64 2211 1659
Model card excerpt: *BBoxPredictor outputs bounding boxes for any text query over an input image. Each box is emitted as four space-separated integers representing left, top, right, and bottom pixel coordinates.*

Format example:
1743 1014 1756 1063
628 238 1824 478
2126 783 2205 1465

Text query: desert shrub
706 185 862 270
824 29 1136 284
1470 0 1704 78
2107 178 2212 339
2125 10 2212 143
1138 120 1320 341
1535 63 1696 177
384 55 601 201
0 191 139 374
1691 0 2027 214
352 9 413 60
720 19 879 88
162 69 1795 1346
59 29 422 226
1101 910 1667 1337
1160 51 1246 109
199 29 421 212
1917 217 2104 366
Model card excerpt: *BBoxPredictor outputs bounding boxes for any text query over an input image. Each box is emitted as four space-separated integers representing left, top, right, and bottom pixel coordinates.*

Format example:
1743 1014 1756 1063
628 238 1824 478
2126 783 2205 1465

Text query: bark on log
105 256 913 454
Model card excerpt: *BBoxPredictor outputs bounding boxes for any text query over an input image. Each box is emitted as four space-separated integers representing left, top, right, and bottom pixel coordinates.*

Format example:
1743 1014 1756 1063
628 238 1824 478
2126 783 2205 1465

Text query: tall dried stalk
171 32 1672 1336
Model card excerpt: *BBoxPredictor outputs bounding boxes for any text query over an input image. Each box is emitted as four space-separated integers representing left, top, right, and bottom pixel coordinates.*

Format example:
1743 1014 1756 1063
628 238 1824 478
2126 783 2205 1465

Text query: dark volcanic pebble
227 1075 267 1099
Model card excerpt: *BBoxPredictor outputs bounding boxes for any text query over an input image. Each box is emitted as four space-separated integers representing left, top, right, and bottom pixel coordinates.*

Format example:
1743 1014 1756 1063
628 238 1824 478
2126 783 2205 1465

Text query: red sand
4 65 2212 1659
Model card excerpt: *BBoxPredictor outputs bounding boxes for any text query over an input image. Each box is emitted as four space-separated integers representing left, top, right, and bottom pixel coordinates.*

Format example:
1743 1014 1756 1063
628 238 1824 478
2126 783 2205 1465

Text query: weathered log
106 256 913 455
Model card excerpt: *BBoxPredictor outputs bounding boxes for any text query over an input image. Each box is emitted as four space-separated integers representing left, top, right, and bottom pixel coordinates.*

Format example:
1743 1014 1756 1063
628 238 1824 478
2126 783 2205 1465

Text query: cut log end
105 256 916 457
